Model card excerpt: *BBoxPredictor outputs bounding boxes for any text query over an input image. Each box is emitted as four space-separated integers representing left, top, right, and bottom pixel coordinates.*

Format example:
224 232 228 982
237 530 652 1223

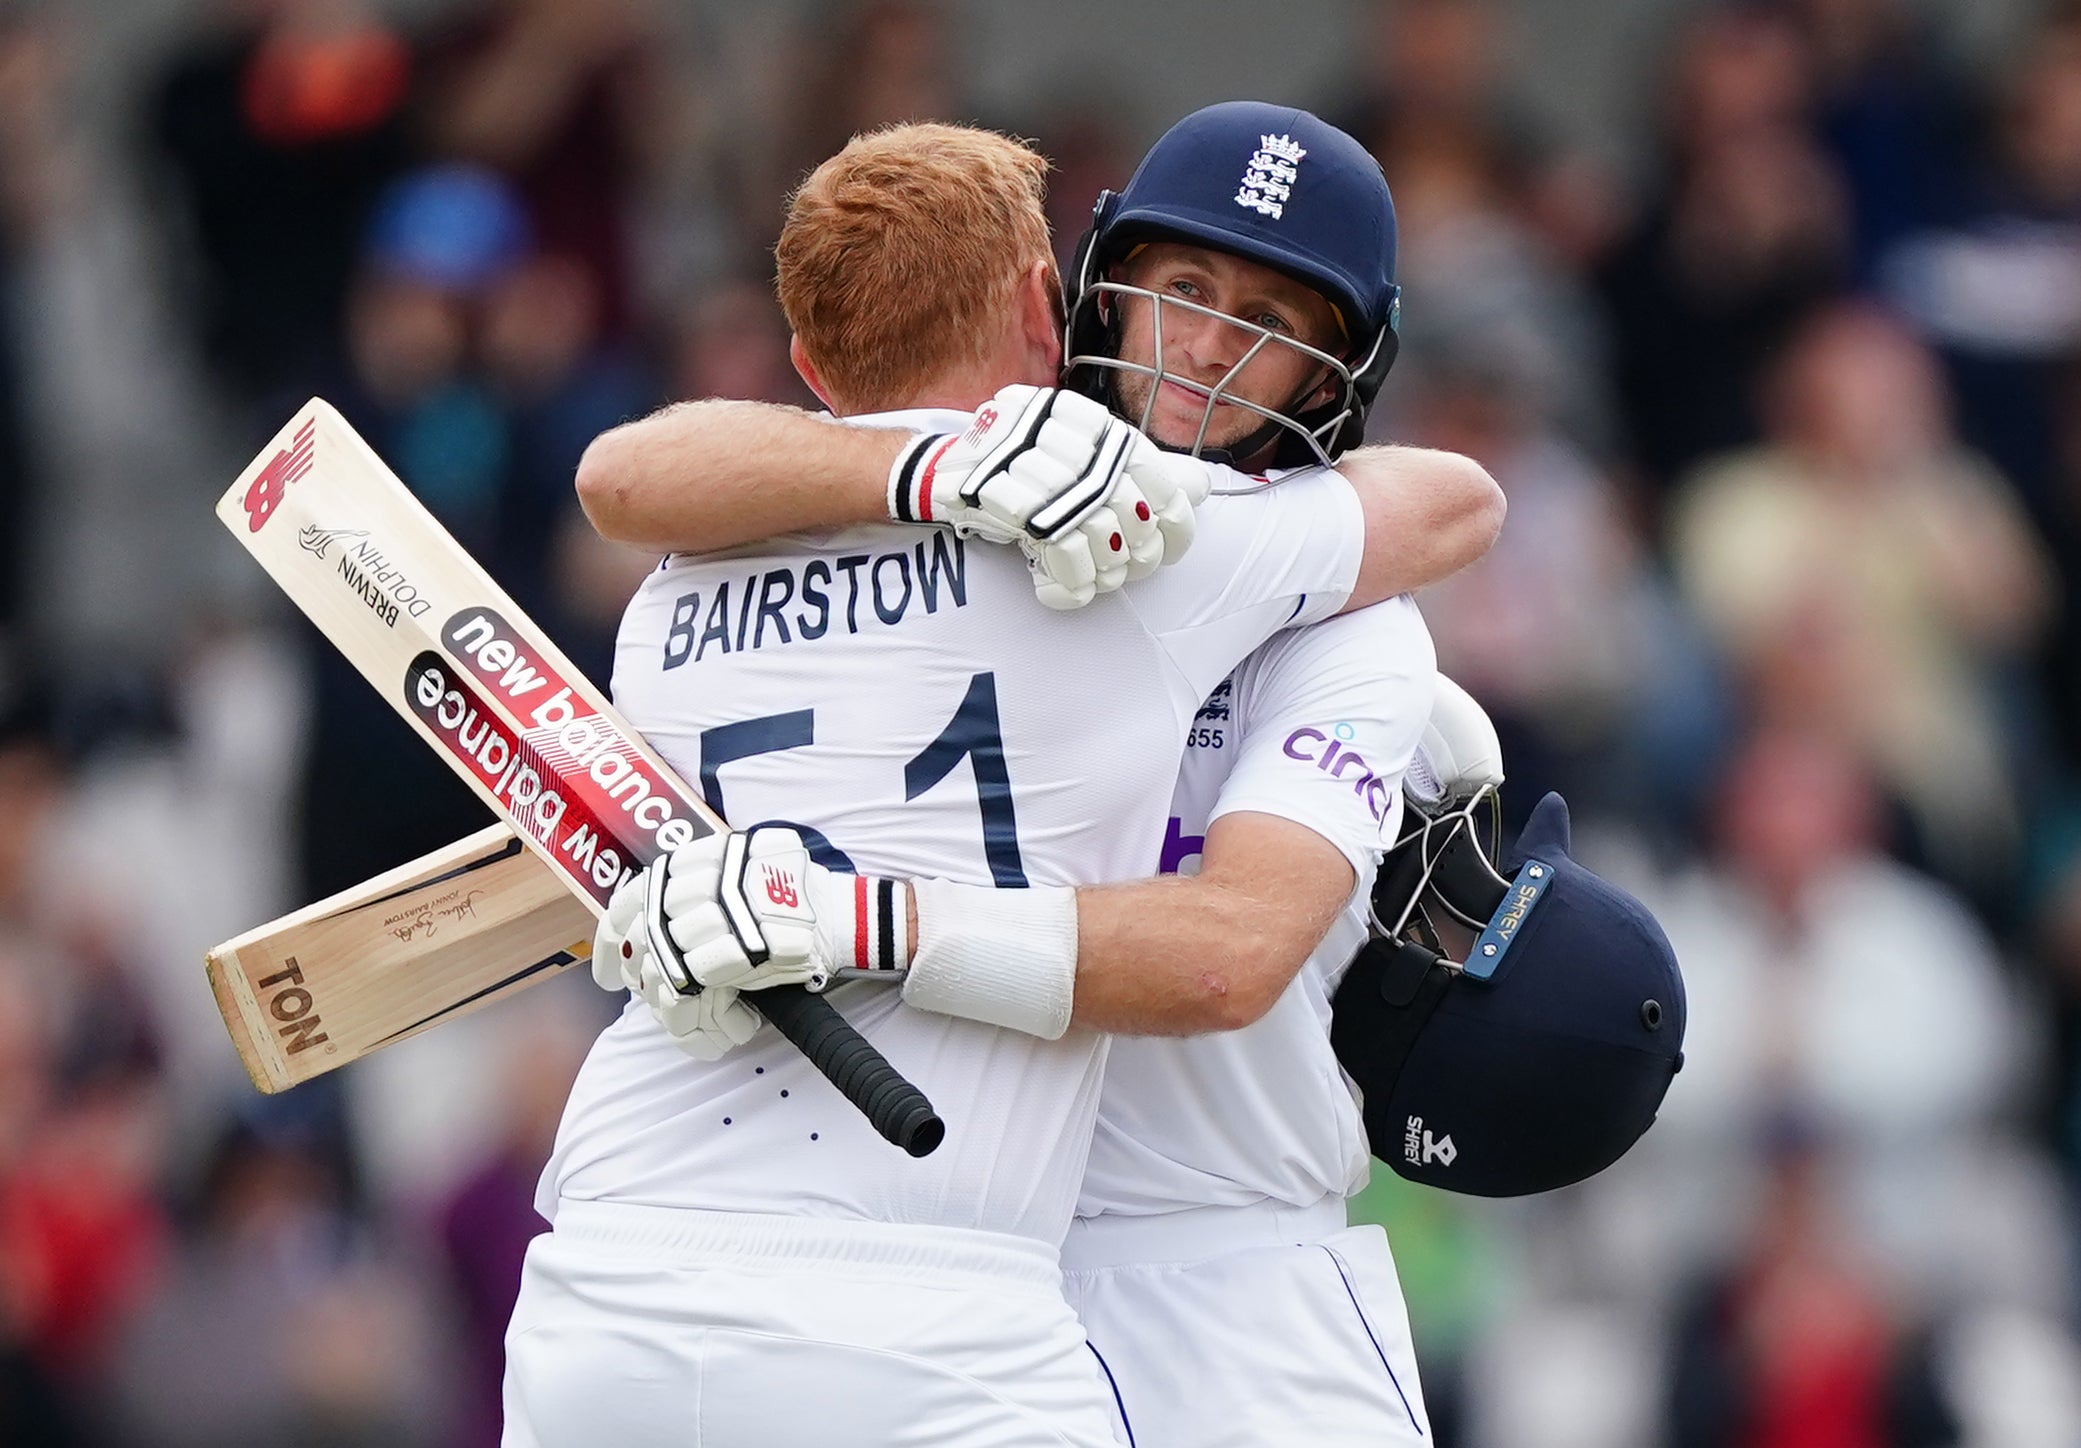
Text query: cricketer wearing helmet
511 122 1501 1448
585 104 1503 1446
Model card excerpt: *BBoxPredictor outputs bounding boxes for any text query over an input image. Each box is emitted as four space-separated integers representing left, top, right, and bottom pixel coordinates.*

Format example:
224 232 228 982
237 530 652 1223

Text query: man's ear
790 335 836 409
1016 260 1064 380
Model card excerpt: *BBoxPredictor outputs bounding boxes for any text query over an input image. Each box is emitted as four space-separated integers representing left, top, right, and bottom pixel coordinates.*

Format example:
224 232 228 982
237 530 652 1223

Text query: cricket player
593 105 1462 1445
506 122 1500 1448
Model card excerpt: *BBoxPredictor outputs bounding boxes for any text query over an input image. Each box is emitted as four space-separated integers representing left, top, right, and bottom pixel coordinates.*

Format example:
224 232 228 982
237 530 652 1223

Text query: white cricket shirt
1076 599 1435 1218
542 409 1366 1244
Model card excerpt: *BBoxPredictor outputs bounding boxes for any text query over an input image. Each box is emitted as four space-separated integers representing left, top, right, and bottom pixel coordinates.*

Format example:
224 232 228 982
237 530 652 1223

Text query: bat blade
210 399 942 1153
207 824 590 1092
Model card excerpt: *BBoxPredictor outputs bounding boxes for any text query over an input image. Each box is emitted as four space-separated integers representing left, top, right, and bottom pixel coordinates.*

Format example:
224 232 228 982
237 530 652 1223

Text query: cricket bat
210 399 943 1155
208 823 590 1092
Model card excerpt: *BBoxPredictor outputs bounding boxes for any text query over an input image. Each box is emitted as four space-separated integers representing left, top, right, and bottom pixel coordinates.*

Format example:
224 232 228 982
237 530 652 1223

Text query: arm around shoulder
1335 446 1505 611
575 399 902 553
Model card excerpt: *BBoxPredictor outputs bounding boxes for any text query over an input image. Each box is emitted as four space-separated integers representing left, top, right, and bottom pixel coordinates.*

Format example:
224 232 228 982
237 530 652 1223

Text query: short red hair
776 123 1057 411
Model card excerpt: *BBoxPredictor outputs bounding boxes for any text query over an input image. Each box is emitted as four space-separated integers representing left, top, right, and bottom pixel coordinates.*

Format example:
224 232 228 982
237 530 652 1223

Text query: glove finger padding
1129 449 1209 563
644 957 764 1061
645 833 739 993
1078 506 1132 595
591 871 650 993
1029 530 1098 611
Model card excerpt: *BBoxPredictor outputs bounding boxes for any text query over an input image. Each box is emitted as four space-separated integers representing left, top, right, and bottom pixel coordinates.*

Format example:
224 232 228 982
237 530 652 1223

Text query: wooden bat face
207 824 590 1091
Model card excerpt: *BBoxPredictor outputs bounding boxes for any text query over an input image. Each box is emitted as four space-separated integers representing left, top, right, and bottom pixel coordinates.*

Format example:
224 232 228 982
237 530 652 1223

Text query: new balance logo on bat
242 419 317 532
405 608 714 905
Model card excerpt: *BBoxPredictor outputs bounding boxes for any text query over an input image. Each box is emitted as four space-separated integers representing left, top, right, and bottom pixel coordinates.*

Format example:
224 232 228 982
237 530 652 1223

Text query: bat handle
750 986 945 1157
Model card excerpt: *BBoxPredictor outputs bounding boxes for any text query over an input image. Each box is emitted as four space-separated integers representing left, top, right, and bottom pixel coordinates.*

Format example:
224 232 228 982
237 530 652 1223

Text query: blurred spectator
1340 0 1618 447
296 166 529 900
108 1120 441 1448
1337 0 1542 212
1383 119 1616 454
1029 98 1135 278
1403 336 1723 834
1668 300 2052 889
1879 2 2081 535
0 694 170 1426
1663 1124 1948 1448
1339 0 1625 272
1794 0 1968 281
2038 362 2081 764
669 277 812 410
481 249 659 661
1630 726 2027 1290
1599 5 1851 499
147 0 413 407
0 952 77 1447
773 0 966 219
0 12 56 644
419 0 685 342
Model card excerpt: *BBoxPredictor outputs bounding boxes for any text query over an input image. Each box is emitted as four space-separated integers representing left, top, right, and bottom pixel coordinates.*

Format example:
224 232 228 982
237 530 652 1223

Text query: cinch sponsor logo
241 418 317 532
437 609 715 875
256 957 329 1056
1281 724 1393 821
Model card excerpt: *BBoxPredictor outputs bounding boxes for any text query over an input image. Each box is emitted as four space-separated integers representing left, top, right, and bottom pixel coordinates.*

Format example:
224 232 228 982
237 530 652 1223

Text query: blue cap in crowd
363 165 531 292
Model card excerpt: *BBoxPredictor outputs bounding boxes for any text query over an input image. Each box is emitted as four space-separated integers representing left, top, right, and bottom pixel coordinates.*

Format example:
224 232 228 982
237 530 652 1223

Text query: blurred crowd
1 0 2080 1443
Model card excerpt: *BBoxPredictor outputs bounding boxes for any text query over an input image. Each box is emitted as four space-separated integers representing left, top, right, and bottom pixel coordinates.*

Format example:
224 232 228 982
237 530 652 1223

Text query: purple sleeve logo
1282 724 1393 822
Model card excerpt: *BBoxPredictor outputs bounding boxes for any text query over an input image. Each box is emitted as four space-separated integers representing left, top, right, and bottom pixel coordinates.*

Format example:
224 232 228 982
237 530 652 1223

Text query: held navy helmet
1332 792 1687 1197
1064 101 1402 470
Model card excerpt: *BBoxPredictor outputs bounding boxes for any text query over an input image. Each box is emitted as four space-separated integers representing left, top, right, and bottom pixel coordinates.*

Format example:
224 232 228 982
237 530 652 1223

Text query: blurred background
0 0 2079 1442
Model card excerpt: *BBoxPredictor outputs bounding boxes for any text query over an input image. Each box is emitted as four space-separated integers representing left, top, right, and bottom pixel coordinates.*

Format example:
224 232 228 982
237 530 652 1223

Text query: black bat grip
750 985 945 1157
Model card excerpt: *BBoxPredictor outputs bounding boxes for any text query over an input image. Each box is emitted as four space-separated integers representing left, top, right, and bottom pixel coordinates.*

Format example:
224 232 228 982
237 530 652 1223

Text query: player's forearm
1337 446 1505 610
576 399 904 552
1065 877 1317 1034
1068 825 1354 1035
898 814 1352 1038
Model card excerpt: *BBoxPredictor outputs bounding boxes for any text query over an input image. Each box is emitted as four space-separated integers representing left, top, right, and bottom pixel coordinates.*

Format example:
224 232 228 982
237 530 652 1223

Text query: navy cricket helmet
1063 101 1402 470
1331 792 1686 1197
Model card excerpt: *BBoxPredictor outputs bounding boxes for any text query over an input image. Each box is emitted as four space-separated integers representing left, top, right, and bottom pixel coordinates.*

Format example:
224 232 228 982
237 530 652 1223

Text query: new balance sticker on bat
242 419 317 533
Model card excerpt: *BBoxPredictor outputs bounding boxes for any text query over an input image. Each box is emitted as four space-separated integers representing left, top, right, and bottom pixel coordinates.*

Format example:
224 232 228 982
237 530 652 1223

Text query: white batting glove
595 870 757 1059
633 950 763 1061
887 386 1208 608
590 872 649 993
1408 674 1507 807
645 826 912 996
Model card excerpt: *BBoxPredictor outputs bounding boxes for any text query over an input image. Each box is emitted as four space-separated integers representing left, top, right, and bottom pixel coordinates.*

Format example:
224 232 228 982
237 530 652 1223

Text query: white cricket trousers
503 1201 1128 1448
1060 1198 1431 1448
